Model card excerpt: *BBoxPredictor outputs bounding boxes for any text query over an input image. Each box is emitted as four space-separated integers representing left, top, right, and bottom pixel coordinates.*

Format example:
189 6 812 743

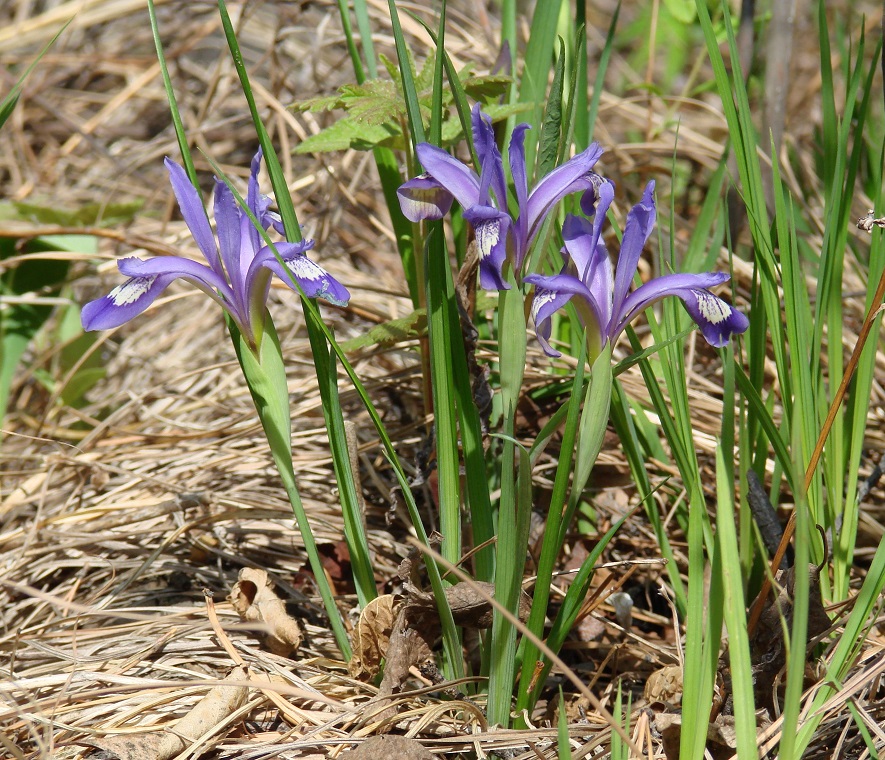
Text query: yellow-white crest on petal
531 288 557 320
286 256 323 280
695 290 732 324
476 220 501 258
109 276 157 306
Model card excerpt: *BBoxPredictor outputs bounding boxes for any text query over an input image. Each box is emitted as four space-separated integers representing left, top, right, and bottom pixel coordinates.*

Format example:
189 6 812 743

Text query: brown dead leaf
89 734 164 760
93 667 249 760
230 567 303 657
349 594 399 680
644 665 683 706
342 734 438 759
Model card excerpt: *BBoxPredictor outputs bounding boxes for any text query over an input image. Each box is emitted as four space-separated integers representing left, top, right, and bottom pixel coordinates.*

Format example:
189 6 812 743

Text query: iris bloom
397 104 604 290
81 150 349 348
524 180 748 359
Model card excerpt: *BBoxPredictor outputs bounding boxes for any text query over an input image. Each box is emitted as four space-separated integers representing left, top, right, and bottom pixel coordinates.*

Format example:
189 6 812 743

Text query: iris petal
525 272 606 357
397 174 455 222
465 206 511 291
165 158 223 278
254 242 350 307
524 142 604 244
611 180 656 316
614 272 747 346
83 255 233 331
414 143 481 210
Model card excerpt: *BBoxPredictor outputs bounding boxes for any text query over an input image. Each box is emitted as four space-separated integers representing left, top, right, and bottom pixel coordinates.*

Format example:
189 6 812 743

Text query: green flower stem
231 314 351 658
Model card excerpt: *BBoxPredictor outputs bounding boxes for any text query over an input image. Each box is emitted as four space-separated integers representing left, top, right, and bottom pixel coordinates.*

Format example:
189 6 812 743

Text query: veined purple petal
81 273 178 331
214 180 243 295
165 158 223 278
82 255 234 331
680 287 749 346
472 103 496 173
245 149 264 252
509 124 531 251
611 180 656 316
473 109 508 210
414 143 481 210
256 243 350 306
613 271 747 346
561 214 614 332
116 253 233 295
464 205 511 291
578 172 613 217
524 272 606 357
523 142 604 246
397 174 454 222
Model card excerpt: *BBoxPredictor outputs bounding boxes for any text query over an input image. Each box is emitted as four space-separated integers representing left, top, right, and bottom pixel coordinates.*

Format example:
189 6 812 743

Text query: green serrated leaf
414 50 438 93
462 73 514 101
339 308 427 352
295 117 402 153
10 200 142 227
290 92 350 113
379 52 403 83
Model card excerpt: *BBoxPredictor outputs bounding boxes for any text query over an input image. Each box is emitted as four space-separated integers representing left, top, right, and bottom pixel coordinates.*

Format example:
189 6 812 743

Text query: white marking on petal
109 276 157 306
532 288 557 321
475 220 501 258
694 290 732 325
286 256 323 281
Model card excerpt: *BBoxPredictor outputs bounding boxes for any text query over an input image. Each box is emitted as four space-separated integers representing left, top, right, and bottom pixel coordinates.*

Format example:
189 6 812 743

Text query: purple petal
579 172 614 217
472 110 508 210
524 142 604 247
464 205 511 291
397 174 455 222
214 180 244 298
245 149 264 252
81 273 177 331
509 124 531 253
165 158 223 278
81 254 233 331
116 254 233 294
471 103 496 172
524 272 606 356
611 180 656 315
561 213 614 331
414 143 481 210
257 243 350 306
614 271 748 346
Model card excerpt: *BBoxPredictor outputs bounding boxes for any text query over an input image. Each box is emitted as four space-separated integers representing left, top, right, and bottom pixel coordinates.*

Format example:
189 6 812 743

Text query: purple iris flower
524 179 749 359
81 150 349 348
397 104 604 290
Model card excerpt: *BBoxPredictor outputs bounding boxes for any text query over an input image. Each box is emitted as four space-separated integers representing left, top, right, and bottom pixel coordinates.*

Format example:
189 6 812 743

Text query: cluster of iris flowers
83 106 747 361
398 104 748 358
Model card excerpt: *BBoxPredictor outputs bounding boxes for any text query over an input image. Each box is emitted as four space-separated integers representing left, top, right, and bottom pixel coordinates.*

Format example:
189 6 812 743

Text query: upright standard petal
561 213 614 331
165 158 223 278
508 124 531 257
611 181 656 316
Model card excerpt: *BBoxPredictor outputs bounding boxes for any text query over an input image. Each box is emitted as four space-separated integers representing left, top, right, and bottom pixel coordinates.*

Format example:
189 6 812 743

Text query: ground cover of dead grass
2 1 885 758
